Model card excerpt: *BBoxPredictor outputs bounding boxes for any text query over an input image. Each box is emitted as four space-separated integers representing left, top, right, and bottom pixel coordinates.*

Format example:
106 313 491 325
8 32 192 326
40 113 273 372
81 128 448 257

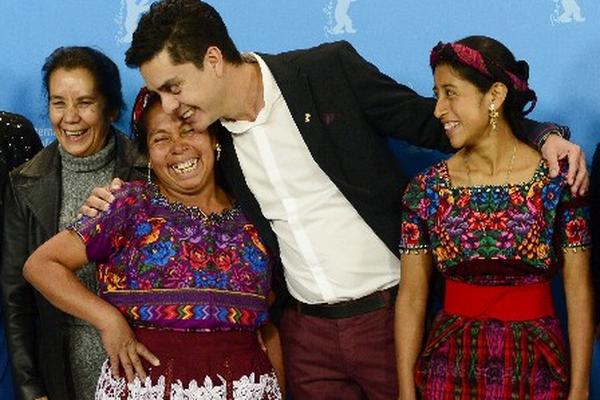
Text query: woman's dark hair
430 36 536 138
125 0 242 69
42 46 125 121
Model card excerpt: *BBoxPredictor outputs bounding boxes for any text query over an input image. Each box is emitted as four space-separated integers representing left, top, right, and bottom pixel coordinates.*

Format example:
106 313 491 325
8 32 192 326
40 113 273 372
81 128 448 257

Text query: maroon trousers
280 301 398 399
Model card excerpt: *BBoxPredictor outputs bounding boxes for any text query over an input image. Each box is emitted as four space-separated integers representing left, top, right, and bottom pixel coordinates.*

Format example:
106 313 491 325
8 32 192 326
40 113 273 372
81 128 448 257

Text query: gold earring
215 143 222 161
488 102 499 131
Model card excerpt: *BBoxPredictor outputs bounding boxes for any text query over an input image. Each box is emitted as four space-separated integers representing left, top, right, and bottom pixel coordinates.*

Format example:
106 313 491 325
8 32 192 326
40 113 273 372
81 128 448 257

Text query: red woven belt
444 279 555 321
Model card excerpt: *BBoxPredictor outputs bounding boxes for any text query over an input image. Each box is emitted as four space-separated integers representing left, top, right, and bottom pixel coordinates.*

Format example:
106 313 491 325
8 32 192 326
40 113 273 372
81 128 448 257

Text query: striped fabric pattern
415 313 568 399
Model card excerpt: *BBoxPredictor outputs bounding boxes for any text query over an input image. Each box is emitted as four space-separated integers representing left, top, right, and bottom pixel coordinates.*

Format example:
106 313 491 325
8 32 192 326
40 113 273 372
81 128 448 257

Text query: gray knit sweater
58 135 116 400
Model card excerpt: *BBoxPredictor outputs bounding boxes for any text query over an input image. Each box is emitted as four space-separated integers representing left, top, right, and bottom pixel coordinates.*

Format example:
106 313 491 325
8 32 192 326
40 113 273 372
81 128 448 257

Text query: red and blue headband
430 41 537 114
131 86 159 141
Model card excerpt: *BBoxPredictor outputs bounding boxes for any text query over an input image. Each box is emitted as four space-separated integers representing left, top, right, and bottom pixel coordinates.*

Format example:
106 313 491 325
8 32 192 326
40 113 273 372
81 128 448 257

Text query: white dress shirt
221 54 399 304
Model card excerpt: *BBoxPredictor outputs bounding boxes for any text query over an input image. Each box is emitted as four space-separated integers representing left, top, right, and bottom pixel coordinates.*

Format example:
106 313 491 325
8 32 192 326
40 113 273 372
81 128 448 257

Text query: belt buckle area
295 288 395 319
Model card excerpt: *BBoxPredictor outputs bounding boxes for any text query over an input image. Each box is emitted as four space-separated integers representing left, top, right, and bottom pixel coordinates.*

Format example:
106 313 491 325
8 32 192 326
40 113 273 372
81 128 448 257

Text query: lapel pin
304 113 311 123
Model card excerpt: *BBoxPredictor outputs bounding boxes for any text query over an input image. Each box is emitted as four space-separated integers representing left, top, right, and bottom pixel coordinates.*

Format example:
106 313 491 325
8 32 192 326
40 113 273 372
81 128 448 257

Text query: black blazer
219 41 554 308
0 132 146 400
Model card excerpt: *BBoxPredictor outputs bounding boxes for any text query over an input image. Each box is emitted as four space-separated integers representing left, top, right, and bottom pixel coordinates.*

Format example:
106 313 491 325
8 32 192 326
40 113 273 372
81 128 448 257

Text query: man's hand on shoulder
78 178 123 218
541 134 588 196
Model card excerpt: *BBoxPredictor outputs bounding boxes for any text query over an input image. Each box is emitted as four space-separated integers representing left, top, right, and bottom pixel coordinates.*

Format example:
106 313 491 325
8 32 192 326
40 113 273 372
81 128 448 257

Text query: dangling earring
215 143 222 161
488 102 499 131
147 161 152 184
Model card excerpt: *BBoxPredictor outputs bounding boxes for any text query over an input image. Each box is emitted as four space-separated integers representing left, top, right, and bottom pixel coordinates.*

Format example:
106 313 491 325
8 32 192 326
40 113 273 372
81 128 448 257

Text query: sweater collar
58 134 116 173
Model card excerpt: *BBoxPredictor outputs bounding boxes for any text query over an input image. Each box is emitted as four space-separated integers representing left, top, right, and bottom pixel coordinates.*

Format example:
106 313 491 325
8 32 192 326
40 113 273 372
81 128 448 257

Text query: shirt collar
221 53 281 135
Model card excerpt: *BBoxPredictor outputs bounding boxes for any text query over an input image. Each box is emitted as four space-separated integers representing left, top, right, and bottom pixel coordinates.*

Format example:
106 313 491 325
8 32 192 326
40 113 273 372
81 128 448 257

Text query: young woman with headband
395 36 593 399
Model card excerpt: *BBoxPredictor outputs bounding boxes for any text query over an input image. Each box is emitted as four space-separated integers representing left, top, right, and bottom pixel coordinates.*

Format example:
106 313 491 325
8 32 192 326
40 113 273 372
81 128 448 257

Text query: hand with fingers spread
541 134 589 196
100 310 159 382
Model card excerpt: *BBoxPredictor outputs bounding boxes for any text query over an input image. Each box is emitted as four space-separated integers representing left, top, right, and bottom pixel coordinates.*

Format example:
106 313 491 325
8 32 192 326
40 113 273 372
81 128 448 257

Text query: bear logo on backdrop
324 0 359 36
551 0 586 24
115 0 154 44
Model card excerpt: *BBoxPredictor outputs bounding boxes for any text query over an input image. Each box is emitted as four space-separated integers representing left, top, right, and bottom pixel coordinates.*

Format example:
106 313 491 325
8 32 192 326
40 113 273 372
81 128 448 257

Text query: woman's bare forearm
563 249 594 398
395 253 432 400
23 230 122 331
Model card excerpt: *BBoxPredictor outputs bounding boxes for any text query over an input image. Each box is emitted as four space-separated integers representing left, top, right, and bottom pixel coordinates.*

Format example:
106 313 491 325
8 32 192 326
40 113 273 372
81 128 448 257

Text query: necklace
462 142 517 242
462 142 517 186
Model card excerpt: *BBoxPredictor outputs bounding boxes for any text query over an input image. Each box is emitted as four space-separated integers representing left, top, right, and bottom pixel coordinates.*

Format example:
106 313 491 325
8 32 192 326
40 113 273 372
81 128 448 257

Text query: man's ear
204 46 224 77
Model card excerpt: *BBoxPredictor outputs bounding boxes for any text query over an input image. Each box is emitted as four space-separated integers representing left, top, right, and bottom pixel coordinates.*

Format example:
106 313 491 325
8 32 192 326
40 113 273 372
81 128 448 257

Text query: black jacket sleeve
335 41 568 153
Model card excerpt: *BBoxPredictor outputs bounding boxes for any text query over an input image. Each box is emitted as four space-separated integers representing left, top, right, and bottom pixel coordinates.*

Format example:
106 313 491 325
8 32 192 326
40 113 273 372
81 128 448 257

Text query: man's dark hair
42 46 125 121
125 0 242 69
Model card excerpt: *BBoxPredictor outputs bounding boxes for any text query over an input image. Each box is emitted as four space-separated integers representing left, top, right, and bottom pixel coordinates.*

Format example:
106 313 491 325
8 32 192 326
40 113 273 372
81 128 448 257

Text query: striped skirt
415 312 569 399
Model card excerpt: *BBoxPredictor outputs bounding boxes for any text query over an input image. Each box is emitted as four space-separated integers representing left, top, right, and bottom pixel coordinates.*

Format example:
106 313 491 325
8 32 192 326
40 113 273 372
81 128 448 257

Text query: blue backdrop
0 0 599 397
1 0 598 169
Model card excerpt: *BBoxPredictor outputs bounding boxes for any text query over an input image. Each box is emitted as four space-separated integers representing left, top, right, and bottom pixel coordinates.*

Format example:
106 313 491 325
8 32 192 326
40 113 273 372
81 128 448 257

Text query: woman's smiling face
48 67 113 157
145 101 218 203
433 63 492 149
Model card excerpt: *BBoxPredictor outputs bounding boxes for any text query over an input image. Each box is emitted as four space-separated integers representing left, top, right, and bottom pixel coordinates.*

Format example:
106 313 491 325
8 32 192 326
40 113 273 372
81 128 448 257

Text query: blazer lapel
259 53 343 181
218 127 279 257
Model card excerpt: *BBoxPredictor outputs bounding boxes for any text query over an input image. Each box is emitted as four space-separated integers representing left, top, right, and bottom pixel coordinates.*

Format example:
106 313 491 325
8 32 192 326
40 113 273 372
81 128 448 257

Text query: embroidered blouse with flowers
69 181 272 332
400 160 590 399
400 160 590 283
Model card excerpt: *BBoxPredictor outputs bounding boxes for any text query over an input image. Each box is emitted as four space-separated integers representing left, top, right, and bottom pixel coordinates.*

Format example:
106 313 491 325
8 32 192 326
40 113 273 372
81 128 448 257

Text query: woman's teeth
444 122 459 131
171 158 198 174
180 109 194 120
64 129 86 137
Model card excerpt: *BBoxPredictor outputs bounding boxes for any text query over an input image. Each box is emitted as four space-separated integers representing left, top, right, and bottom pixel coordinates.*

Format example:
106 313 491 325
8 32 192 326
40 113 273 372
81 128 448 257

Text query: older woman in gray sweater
0 47 145 400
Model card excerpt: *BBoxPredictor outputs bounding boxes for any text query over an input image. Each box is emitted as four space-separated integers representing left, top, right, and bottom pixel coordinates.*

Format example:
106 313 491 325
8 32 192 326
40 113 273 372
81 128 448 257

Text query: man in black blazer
118 0 588 398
